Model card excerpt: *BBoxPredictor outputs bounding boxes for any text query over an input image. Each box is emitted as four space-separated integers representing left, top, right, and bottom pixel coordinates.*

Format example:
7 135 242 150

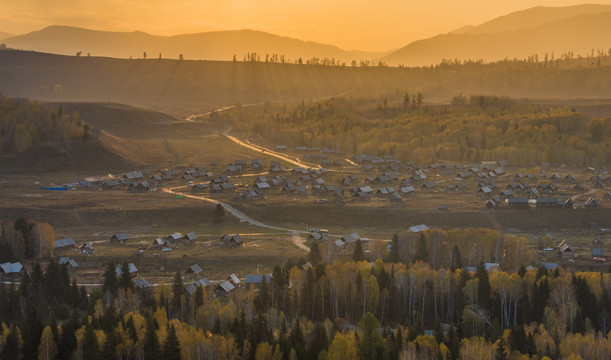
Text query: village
3 144 609 297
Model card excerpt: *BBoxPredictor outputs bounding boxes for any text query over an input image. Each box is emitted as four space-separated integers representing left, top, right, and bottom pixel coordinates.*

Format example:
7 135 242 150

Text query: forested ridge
1 228 610 360
0 95 85 154
1 50 611 112
229 95 611 167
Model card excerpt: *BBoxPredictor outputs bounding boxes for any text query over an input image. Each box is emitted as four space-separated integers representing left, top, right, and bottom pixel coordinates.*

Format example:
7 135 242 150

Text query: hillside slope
0 101 183 175
1 49 610 115
384 11 611 66
2 25 370 62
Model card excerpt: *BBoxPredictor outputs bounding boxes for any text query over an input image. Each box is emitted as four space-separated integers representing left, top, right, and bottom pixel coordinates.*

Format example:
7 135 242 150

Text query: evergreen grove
2 252 611 359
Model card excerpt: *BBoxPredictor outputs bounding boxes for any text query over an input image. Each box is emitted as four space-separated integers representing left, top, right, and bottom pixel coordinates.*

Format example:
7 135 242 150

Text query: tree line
3 252 611 359
0 96 87 154
225 94 611 167
0 218 55 261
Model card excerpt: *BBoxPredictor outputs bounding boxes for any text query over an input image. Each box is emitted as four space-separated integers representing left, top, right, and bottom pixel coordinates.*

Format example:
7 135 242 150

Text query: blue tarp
40 186 68 191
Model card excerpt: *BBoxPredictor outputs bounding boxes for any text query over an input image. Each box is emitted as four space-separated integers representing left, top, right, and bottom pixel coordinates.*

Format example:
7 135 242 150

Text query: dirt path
291 231 310 252
571 188 597 201
162 187 310 252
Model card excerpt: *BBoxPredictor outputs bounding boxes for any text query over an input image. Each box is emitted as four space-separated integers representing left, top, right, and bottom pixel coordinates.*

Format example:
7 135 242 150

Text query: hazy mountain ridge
4 4 611 66
0 31 12 40
459 3 611 34
384 10 611 66
2 25 380 62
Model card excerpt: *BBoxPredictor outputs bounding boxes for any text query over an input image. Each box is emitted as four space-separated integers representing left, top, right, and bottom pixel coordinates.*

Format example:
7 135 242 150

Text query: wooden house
0 262 24 279
558 240 576 259
183 232 197 245
55 238 76 249
186 264 204 278
215 281 235 297
110 233 129 244
128 181 150 192
341 233 361 244
80 242 95 254
245 275 271 289
220 234 244 247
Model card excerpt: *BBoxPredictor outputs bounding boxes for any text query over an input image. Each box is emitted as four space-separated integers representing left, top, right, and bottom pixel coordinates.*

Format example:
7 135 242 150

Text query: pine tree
509 326 526 354
517 265 526 277
309 242 322 265
194 285 204 309
451 245 462 269
162 324 181 360
143 314 160 360
125 315 139 343
58 313 79 360
171 271 185 319
476 263 492 311
353 239 364 262
289 320 305 360
119 262 133 289
82 322 99 358
254 279 270 315
495 338 508 360
307 325 328 360
389 233 401 263
22 306 43 360
102 262 118 301
213 204 225 223
414 234 428 263
100 330 118 360
2 323 20 359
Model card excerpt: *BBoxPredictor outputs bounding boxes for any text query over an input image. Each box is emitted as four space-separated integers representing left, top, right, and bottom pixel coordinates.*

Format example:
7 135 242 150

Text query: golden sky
2 0 611 51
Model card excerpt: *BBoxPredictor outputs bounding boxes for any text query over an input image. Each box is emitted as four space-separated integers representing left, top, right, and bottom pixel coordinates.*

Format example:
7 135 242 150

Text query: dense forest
0 95 85 154
0 228 609 359
227 95 611 167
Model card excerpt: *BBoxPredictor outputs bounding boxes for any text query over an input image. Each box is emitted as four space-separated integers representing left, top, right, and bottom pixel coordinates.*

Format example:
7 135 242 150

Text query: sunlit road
222 126 317 168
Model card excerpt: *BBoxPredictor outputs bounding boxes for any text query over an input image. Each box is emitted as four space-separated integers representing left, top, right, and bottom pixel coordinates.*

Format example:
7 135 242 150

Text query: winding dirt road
163 187 310 252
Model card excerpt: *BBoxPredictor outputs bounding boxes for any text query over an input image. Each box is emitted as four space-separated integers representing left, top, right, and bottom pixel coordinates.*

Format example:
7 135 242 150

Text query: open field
1 97 610 283
50 232 303 284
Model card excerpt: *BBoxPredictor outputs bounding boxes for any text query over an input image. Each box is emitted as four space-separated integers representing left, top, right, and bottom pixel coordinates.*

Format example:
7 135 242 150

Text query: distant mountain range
454 4 611 34
0 31 12 40
2 4 611 66
1 25 383 63
383 4 611 66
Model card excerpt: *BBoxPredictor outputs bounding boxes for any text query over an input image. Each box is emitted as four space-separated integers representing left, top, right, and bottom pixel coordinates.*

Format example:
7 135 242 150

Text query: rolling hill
0 49 610 116
1 25 376 63
0 31 12 40
383 10 611 66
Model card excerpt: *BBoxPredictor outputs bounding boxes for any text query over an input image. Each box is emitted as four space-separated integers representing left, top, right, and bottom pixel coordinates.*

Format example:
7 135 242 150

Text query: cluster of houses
184 263 274 297
226 159 264 173
58 257 79 272
152 232 198 249
54 237 96 254
220 234 244 247
334 232 362 249
306 229 330 244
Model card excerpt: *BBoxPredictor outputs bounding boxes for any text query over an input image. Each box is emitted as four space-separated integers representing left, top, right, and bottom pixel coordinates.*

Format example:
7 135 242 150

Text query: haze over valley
1 2 611 360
